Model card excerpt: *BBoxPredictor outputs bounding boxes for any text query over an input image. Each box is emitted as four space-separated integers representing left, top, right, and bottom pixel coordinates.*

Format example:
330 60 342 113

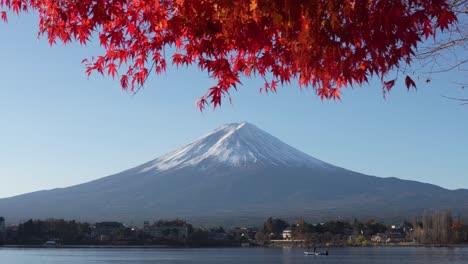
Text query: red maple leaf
1 11 7 23
383 80 396 91
405 76 417 90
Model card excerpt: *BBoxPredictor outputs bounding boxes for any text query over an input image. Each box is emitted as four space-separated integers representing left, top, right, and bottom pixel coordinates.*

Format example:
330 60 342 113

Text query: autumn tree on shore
0 0 461 108
413 209 464 244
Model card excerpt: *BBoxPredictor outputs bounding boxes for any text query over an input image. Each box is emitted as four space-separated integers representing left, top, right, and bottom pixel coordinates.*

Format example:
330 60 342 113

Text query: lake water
1 247 467 264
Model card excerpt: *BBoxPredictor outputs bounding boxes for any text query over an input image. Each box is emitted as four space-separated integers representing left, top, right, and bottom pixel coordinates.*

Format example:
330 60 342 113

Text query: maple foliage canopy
0 0 458 109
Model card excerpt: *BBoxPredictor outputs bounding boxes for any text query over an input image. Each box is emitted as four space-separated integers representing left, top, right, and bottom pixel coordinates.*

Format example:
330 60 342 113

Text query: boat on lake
304 247 328 256
304 251 329 256
44 240 61 247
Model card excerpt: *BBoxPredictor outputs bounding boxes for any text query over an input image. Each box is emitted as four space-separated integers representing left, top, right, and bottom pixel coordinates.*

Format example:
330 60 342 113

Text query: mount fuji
1 122 467 225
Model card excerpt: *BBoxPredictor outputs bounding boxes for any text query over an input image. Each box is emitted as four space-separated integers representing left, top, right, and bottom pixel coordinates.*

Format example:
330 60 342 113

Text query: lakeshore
3 242 468 249
1 212 467 248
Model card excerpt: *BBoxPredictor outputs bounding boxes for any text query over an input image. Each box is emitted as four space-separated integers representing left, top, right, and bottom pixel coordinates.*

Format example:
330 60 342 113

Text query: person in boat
313 247 316 253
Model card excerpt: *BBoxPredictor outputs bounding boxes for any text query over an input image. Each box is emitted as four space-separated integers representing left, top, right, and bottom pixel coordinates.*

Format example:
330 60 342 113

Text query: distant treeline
13 219 93 245
3 210 467 246
4 219 239 246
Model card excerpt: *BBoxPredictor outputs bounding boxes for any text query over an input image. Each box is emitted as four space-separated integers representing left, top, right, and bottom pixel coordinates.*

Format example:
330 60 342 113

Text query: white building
282 228 292 240
143 221 189 241
143 221 162 238
371 234 384 243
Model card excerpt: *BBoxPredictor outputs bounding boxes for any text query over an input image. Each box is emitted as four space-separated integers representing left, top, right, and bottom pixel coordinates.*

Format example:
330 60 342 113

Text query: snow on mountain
139 122 331 173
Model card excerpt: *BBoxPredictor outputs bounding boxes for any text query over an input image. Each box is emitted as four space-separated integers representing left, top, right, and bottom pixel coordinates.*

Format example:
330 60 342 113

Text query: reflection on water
1 246 467 264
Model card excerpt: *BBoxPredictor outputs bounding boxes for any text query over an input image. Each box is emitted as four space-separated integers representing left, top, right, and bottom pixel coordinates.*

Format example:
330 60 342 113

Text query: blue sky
0 13 467 198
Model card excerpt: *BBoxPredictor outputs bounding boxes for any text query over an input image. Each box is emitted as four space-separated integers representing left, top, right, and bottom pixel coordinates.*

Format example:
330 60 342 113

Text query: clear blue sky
0 13 467 198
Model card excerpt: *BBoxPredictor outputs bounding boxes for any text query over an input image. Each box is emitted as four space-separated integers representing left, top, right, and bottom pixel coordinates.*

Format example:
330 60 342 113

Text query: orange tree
0 0 458 109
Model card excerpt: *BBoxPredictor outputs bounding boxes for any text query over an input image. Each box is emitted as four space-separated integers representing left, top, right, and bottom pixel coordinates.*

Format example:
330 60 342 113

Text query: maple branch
429 58 468 73
416 38 468 59
132 61 156 97
442 95 468 105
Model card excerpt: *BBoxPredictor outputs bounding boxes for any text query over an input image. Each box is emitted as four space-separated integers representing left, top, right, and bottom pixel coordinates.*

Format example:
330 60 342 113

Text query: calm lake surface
1 247 467 264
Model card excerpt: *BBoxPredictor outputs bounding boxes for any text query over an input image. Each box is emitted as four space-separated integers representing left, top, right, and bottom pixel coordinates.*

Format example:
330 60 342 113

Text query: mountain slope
0 122 467 225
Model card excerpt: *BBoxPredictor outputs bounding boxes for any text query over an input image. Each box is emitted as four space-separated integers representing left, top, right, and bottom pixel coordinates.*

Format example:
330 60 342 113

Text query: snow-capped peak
139 122 330 172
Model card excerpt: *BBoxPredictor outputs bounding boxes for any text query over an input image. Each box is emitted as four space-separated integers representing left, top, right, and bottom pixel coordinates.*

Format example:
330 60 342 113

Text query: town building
388 225 406 242
371 233 386 243
143 221 162 238
282 228 292 240
92 222 124 241
207 232 228 241
229 227 257 241
5 225 19 243
143 220 189 241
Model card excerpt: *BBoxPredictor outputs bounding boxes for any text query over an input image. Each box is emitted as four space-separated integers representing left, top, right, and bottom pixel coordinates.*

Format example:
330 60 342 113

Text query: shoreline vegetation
2 242 468 249
265 240 468 248
1 210 467 248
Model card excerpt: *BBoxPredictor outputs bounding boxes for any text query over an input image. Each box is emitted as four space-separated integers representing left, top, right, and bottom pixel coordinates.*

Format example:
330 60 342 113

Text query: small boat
44 240 61 247
304 247 329 256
